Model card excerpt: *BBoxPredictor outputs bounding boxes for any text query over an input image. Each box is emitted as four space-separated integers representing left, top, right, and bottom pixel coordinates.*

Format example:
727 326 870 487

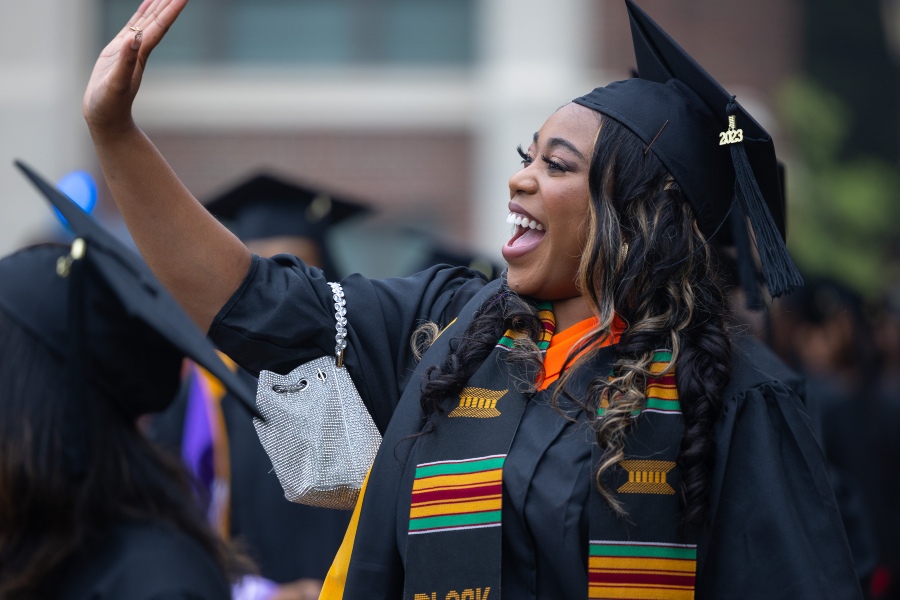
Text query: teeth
506 212 544 232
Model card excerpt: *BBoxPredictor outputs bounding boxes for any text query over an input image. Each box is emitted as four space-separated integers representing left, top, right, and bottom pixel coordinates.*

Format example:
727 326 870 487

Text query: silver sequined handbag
253 282 382 510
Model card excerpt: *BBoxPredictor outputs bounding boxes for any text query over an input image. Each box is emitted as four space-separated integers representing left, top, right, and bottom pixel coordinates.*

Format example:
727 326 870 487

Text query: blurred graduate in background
713 163 880 597
412 241 504 282
207 174 369 280
0 162 260 599
772 278 897 599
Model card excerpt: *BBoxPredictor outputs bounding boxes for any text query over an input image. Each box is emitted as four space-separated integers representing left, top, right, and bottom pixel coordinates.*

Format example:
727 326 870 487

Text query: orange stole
538 315 624 392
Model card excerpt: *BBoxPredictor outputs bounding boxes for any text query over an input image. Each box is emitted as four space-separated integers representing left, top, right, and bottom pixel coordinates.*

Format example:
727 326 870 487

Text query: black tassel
725 97 803 298
729 208 765 310
61 241 90 479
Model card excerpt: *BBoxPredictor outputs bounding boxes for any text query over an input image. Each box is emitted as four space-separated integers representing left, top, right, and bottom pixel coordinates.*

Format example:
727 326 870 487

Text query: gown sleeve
697 372 864 599
208 254 489 433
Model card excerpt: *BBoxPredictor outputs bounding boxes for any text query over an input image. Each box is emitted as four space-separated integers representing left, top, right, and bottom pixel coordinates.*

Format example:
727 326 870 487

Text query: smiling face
503 103 601 302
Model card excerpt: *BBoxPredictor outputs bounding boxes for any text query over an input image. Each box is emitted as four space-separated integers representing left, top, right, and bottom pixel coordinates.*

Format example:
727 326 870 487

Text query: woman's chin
505 269 534 297
505 270 523 293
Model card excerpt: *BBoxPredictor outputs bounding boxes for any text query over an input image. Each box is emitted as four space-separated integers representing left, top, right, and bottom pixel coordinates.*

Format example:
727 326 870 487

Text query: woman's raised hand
83 0 188 134
81 0 250 332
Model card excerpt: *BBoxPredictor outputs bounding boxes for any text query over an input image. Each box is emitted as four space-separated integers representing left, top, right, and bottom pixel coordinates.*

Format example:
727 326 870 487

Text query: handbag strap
328 282 348 367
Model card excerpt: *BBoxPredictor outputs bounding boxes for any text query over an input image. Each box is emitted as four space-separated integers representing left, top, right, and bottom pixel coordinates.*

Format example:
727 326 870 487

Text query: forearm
90 122 251 331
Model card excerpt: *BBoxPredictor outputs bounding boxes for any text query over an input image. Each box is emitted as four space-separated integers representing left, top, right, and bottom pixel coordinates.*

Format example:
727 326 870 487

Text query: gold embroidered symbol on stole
448 387 506 418
617 460 676 495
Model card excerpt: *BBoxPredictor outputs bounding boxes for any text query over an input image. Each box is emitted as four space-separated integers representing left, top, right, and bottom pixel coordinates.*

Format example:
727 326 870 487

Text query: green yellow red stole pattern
409 455 505 535
588 541 697 599
404 305 696 600
590 349 696 599
403 339 530 599
403 303 553 599
496 301 554 351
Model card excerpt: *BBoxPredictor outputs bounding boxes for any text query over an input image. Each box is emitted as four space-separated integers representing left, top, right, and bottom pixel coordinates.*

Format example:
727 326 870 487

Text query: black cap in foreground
4 160 260 420
573 0 802 298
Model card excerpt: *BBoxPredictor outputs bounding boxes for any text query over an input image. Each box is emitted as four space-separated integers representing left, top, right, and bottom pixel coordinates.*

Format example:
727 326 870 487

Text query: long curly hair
413 288 544 422
415 110 732 530
0 308 251 599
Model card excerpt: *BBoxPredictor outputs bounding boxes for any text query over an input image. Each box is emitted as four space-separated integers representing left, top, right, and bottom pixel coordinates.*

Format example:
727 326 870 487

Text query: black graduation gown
733 336 879 587
210 254 861 599
733 334 805 400
52 520 230 600
223 370 352 582
151 368 352 583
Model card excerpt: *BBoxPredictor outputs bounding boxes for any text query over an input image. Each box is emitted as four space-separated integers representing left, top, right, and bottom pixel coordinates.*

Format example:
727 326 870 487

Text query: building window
101 0 476 65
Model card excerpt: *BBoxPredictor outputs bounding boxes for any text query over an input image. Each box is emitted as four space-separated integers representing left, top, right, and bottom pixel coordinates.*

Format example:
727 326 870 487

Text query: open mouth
502 211 546 259
506 211 544 232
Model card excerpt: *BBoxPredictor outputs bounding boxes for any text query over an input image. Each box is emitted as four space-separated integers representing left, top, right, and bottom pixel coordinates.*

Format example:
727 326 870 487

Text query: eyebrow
532 132 586 161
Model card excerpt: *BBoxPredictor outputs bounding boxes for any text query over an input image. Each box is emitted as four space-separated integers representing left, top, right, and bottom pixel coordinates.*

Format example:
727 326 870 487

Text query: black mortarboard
204 173 369 243
205 173 370 279
573 0 802 298
3 161 260 424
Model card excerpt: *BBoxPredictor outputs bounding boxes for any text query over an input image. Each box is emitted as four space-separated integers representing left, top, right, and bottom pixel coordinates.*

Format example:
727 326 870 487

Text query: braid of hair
417 280 543 419
673 232 731 529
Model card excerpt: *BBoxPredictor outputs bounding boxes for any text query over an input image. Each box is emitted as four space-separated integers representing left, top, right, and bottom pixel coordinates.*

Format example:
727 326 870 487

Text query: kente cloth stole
589 350 696 599
403 300 696 600
403 302 552 600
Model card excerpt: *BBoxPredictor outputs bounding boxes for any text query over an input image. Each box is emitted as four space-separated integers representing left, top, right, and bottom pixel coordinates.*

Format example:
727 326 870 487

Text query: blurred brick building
0 0 804 269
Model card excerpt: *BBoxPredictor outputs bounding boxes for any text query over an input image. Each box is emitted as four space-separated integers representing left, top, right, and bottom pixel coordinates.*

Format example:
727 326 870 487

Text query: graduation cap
2 161 261 425
205 173 369 279
573 0 802 298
